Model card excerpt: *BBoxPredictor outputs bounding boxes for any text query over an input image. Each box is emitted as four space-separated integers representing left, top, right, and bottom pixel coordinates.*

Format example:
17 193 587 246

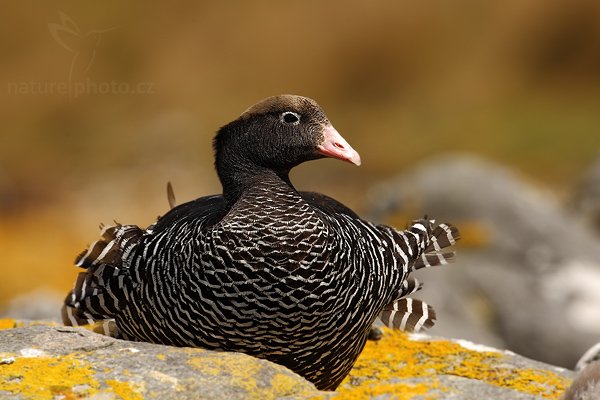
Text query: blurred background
1 1 600 370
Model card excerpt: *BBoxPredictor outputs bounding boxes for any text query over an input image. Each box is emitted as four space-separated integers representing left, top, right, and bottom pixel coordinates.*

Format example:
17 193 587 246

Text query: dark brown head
215 95 360 169
213 95 360 203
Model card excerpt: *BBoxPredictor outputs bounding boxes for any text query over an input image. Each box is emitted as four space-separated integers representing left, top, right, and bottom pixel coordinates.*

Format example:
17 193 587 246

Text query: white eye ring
280 111 301 125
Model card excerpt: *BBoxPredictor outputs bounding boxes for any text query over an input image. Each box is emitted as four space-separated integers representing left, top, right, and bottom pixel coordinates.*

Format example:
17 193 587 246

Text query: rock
0 321 572 399
570 154 600 234
334 331 573 400
0 288 64 321
576 342 600 372
366 154 600 368
0 322 317 400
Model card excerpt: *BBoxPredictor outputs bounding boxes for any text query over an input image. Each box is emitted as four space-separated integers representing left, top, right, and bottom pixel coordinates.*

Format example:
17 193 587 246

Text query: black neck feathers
214 120 293 207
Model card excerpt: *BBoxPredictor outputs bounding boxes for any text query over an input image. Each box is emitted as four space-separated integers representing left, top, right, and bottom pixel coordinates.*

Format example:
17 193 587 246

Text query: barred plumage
63 95 460 390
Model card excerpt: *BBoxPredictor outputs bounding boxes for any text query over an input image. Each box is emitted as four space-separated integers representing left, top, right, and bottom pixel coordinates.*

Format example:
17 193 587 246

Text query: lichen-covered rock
333 330 573 399
0 323 317 399
0 321 572 399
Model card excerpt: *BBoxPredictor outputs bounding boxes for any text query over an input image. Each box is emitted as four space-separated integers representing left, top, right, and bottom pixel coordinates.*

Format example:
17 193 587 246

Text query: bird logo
48 12 115 87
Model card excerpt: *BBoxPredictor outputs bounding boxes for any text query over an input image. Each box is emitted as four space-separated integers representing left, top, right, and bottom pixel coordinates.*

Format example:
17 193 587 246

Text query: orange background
1 1 600 312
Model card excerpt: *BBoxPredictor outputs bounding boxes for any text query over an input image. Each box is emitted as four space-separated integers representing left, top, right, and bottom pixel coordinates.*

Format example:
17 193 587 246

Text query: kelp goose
63 95 459 390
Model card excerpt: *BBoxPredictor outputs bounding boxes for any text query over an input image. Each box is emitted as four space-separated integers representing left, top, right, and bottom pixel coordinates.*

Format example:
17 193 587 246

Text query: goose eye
280 111 300 125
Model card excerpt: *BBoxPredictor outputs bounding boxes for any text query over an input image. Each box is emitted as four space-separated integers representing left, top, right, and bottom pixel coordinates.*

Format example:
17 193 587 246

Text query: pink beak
317 125 362 166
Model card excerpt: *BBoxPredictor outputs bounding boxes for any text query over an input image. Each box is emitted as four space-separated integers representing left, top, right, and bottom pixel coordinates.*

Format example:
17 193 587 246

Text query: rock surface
0 321 572 399
0 288 64 321
0 322 316 400
570 154 600 233
367 154 600 369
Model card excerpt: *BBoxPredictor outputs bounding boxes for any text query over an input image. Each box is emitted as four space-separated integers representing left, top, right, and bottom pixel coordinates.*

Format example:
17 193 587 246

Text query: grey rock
0 288 64 321
367 154 600 368
576 343 600 371
570 155 600 234
402 375 549 400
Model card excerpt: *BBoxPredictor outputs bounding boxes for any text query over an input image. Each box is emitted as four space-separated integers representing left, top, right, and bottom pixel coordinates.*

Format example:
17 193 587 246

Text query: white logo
48 12 116 86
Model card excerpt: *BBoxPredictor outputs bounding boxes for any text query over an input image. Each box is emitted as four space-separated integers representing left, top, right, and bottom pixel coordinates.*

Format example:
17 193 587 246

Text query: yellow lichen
106 379 143 400
0 319 17 330
0 354 100 399
188 352 316 399
156 353 166 361
339 329 571 399
269 372 318 398
188 353 262 394
269 372 300 389
23 321 60 328
0 320 61 331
